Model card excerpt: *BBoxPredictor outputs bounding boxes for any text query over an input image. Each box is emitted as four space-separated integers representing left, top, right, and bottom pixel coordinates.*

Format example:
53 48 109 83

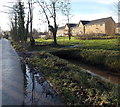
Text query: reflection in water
23 65 63 106
31 73 35 105
68 59 120 85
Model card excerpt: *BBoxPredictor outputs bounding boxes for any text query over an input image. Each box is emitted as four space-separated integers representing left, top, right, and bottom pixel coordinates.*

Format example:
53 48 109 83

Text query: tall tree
17 0 26 42
28 0 35 46
25 11 30 41
37 0 57 45
10 0 26 42
10 4 19 41
37 0 71 45
61 0 72 40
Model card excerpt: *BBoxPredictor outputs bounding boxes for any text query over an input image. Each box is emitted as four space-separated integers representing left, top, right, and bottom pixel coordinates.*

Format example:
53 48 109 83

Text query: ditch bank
51 51 120 85
51 49 120 73
20 51 120 106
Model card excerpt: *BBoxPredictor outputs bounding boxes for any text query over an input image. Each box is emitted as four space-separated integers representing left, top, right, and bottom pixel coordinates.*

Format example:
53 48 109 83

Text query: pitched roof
116 23 120 27
85 17 112 25
58 26 65 30
66 23 77 28
80 20 90 25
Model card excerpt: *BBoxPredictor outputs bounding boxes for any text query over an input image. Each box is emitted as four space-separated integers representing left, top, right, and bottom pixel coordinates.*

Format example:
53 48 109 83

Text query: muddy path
23 64 63 106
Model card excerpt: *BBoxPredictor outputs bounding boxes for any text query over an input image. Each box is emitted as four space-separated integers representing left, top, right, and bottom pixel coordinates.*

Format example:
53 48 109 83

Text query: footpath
0 38 24 106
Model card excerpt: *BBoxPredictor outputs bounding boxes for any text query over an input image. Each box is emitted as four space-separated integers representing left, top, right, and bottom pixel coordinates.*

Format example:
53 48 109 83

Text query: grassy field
34 37 120 51
28 37 120 72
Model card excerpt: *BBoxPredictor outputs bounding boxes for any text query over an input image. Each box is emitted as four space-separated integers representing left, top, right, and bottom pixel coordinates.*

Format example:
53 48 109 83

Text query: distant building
85 17 116 35
57 26 65 37
72 21 90 36
48 30 53 38
116 23 120 34
55 17 116 38
64 23 77 36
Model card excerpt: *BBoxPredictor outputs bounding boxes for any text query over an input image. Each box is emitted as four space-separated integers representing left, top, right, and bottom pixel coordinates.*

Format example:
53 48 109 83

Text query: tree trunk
53 28 57 45
25 12 29 41
29 0 35 47
68 27 71 40
53 2 57 45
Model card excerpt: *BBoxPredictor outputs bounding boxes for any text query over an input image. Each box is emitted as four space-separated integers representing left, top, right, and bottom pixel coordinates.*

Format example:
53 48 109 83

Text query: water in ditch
51 52 120 85
23 64 63 106
67 59 120 85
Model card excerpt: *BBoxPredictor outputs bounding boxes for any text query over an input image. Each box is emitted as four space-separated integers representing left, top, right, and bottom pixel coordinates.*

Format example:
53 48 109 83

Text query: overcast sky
0 0 118 32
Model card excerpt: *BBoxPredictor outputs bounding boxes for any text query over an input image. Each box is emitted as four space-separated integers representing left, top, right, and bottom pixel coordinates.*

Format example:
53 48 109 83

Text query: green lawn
32 37 120 72
35 37 119 51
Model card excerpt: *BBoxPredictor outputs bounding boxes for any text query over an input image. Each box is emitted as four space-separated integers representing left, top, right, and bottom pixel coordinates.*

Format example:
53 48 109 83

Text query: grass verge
26 51 120 106
11 39 120 106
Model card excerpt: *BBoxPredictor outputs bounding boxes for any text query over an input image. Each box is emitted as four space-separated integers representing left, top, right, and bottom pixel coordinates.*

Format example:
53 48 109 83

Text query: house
57 26 65 37
85 17 116 35
64 23 77 36
72 20 90 36
49 17 116 38
48 30 53 38
116 23 120 34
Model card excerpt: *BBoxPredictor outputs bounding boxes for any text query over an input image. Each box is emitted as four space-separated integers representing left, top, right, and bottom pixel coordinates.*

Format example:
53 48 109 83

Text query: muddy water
23 65 63 106
67 59 120 85
51 51 120 84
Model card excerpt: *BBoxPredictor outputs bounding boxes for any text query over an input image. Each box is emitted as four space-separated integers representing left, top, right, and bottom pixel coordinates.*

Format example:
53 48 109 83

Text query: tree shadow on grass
27 42 67 51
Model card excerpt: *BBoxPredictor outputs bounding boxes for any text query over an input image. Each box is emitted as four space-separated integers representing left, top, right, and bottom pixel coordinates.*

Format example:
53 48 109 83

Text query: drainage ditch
51 52 120 85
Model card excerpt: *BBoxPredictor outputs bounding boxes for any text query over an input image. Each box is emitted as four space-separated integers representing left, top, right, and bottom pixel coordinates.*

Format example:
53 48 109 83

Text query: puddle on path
23 64 63 106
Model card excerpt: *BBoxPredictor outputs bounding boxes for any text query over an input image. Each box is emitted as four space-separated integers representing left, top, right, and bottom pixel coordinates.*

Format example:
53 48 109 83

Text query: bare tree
25 11 30 41
37 0 71 45
17 0 26 42
118 1 120 22
28 0 35 46
37 0 57 45
9 0 26 42
10 3 19 41
61 0 72 40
